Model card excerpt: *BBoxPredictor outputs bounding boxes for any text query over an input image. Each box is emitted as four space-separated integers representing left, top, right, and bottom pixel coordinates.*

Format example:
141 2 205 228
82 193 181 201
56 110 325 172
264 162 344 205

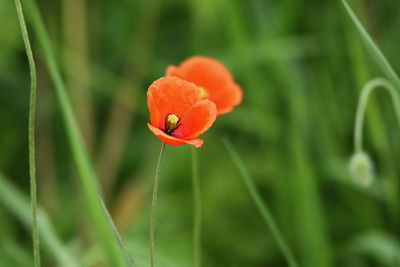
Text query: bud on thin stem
351 78 400 187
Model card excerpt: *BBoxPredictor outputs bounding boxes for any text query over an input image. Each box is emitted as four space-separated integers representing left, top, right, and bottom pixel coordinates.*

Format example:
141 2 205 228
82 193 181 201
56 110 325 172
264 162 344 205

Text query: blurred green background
1 0 400 266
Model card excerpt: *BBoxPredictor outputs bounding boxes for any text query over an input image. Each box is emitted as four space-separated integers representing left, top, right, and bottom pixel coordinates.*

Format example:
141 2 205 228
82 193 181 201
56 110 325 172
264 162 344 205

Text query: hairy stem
14 0 40 265
192 148 202 267
150 142 166 267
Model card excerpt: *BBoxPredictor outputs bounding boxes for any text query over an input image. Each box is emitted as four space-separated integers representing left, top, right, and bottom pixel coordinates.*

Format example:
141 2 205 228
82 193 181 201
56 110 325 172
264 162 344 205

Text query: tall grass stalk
191 148 202 267
62 0 94 151
14 0 40 265
341 0 400 91
222 138 299 267
20 0 130 266
354 78 400 153
150 142 166 267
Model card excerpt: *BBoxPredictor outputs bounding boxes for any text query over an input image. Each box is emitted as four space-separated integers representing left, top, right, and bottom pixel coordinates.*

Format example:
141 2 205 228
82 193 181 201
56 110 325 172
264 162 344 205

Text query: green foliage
1 0 400 266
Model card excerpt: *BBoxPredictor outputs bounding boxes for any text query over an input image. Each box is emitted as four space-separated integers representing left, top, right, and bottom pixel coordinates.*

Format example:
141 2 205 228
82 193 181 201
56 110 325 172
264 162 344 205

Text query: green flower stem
20 0 130 266
13 0 40 265
354 78 400 153
150 142 166 267
223 138 299 267
192 148 202 267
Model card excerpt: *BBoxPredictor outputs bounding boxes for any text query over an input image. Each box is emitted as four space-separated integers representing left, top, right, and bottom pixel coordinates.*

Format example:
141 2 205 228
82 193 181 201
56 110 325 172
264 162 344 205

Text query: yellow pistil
198 86 209 99
165 114 180 134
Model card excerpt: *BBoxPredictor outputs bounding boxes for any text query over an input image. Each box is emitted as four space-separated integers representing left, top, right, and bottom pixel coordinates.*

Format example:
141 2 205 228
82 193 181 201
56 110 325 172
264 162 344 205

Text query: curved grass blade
19 0 131 266
0 173 79 267
13 0 40 265
341 0 400 91
222 138 298 267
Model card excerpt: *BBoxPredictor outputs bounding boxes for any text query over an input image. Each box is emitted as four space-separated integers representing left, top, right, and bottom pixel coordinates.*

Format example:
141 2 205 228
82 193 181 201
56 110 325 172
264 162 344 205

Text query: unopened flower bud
349 152 374 187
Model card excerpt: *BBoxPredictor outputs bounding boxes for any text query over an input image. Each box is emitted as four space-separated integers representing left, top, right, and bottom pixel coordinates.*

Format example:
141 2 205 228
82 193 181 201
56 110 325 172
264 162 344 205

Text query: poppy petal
212 82 243 114
165 65 178 77
147 89 161 126
166 56 242 114
166 56 233 95
148 77 201 128
147 123 204 148
173 99 216 139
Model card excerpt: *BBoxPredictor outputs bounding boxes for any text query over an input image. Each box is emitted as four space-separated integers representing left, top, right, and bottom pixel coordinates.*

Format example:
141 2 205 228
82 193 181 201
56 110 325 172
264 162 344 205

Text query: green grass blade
0 173 79 267
222 138 298 267
19 0 130 266
341 0 400 91
13 0 40 265
99 198 137 266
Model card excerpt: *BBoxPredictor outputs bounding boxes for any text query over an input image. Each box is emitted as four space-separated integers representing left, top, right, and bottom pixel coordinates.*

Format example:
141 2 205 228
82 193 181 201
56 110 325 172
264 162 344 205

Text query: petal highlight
173 99 217 139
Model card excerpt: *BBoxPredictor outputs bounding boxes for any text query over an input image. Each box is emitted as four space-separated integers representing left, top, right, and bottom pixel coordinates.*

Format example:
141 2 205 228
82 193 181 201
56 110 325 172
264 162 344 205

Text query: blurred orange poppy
147 76 217 147
166 56 243 114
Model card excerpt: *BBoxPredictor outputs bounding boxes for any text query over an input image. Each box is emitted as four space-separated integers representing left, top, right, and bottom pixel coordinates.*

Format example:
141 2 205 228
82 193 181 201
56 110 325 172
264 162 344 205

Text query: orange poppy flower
166 56 243 114
147 76 217 148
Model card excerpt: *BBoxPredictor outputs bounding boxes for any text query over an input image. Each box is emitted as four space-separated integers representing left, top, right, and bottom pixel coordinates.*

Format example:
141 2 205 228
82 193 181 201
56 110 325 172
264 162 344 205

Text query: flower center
164 114 180 134
198 86 209 98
